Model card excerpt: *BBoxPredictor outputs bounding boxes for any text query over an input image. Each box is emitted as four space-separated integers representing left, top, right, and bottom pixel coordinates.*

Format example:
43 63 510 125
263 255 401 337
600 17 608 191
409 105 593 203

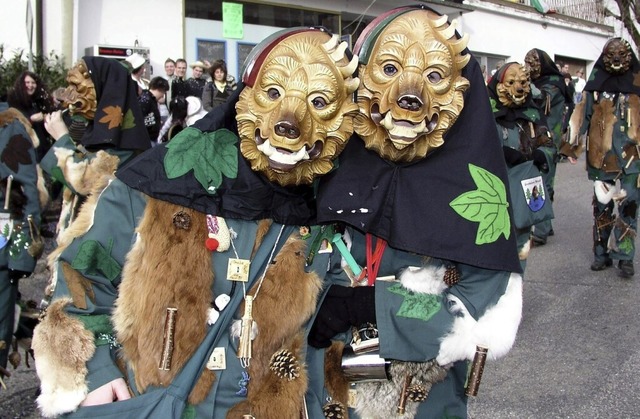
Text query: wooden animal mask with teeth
236 29 360 186
353 8 470 162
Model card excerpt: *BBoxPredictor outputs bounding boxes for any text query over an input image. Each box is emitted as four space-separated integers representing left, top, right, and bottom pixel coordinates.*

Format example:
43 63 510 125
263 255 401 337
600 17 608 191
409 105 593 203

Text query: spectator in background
573 68 586 103
201 59 237 112
139 77 170 145
125 53 149 96
7 71 56 161
171 58 190 99
187 61 208 98
164 58 176 81
163 58 177 106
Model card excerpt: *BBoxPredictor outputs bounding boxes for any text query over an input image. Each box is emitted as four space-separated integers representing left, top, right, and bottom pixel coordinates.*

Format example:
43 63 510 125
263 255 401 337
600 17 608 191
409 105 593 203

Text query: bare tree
606 0 640 50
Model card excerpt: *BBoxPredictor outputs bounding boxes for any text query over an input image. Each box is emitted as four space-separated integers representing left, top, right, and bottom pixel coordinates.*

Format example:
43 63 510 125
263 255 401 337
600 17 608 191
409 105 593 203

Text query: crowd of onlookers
121 54 238 145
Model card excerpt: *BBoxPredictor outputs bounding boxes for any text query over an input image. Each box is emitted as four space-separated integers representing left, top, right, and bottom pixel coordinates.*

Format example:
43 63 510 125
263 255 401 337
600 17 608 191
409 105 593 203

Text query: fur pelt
323 341 350 411
353 360 448 418
112 198 215 404
587 99 616 169
437 273 523 366
227 235 323 418
0 108 50 208
31 298 95 418
45 152 119 297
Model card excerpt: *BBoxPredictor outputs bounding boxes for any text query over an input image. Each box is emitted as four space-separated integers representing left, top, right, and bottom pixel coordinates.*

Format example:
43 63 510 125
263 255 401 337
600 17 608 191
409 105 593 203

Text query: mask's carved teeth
377 112 438 145
255 129 266 145
257 139 310 171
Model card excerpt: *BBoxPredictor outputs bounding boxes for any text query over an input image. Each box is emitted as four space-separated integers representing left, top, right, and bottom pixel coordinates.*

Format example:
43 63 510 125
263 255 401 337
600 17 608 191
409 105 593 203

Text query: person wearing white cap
125 53 149 95
187 60 208 98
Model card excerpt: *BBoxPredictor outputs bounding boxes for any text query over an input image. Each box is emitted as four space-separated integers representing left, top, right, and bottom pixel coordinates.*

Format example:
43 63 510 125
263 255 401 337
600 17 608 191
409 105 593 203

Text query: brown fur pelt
628 94 640 142
45 151 119 296
353 360 448 418
227 235 323 418
323 341 350 414
112 198 215 404
32 298 95 418
587 99 616 169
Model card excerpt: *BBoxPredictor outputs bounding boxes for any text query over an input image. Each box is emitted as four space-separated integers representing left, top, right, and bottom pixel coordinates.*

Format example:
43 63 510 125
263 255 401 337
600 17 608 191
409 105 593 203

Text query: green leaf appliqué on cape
164 127 238 193
449 164 511 244
387 283 442 321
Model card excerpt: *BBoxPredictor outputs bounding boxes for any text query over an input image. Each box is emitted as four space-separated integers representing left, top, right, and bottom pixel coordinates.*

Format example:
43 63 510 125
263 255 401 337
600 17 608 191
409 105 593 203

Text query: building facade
0 0 622 83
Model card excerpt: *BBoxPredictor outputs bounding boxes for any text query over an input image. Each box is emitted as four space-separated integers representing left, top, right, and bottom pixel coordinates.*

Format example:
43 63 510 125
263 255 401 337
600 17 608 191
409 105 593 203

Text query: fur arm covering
436 273 523 366
32 298 96 418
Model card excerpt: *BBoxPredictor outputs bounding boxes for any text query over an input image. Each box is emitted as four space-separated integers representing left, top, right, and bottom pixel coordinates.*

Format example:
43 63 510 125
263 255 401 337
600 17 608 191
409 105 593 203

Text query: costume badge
520 175 546 212
227 258 250 282
206 347 226 370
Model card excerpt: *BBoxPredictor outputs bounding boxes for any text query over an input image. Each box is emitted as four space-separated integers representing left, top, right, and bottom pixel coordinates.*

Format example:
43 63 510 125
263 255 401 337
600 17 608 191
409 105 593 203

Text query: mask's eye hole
311 97 327 109
383 64 397 76
427 72 442 83
267 88 280 100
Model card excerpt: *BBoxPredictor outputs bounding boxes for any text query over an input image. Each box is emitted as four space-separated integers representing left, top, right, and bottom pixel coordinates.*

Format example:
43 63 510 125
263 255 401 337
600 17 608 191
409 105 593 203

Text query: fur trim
53 148 119 196
399 265 447 295
518 238 531 260
354 360 448 419
32 298 95 418
323 341 350 410
436 273 523 366
587 100 616 169
227 235 323 417
112 198 214 404
46 155 118 296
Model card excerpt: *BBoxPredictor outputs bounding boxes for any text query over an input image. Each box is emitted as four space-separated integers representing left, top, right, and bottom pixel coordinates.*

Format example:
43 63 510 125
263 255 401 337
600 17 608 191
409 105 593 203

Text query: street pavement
1 156 638 418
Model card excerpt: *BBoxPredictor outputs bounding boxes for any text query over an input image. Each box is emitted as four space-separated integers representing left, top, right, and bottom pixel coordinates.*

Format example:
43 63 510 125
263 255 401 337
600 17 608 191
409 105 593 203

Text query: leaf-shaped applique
449 164 511 244
619 235 633 254
523 108 540 121
122 109 136 130
164 127 238 193
387 283 442 321
98 106 124 130
489 98 499 114
2 134 33 172
71 239 122 281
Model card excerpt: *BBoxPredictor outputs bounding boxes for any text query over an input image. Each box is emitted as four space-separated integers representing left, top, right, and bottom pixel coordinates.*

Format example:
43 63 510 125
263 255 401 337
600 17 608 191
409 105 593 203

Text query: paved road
468 157 640 418
1 156 638 418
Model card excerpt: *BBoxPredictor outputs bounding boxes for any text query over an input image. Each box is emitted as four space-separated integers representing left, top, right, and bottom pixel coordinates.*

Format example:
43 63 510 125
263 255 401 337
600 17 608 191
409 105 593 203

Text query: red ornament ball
206 238 219 251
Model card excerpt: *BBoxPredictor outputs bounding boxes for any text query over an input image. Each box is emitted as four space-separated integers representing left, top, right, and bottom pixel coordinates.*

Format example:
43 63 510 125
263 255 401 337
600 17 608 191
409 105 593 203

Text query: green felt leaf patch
71 239 122 281
449 164 511 244
387 283 442 321
164 128 238 193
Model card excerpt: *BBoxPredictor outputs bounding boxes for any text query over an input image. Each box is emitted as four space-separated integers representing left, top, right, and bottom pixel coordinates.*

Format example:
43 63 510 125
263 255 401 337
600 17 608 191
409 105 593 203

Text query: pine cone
322 401 347 418
269 349 300 381
443 265 460 287
407 384 428 402
172 210 191 230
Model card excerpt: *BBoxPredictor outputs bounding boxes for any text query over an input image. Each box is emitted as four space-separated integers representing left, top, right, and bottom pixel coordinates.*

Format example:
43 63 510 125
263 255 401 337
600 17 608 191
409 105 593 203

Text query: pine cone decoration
322 401 347 418
172 210 191 230
443 265 460 287
269 349 300 381
407 384 428 402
